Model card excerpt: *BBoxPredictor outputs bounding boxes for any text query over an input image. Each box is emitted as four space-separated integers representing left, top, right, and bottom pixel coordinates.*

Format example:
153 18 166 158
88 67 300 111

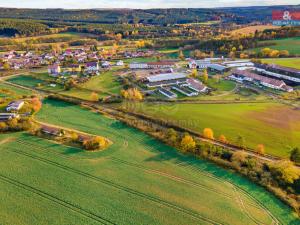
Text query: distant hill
0 5 299 25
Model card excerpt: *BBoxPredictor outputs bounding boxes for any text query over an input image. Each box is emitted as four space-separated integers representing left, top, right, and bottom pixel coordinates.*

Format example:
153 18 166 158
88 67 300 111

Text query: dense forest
0 19 50 36
0 5 299 25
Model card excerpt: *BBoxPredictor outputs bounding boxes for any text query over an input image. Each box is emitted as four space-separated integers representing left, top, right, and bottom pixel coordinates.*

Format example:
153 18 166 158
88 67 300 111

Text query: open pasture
79 69 122 95
261 58 300 70
121 102 300 158
250 37 300 55
7 98 293 224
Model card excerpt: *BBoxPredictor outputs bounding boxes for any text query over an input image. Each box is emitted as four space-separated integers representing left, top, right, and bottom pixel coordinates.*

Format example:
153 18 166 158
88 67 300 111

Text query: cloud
0 0 298 9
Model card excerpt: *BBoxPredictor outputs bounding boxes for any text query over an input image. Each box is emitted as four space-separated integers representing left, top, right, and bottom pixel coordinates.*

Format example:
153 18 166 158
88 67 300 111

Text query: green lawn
80 69 122 95
250 37 300 55
7 76 44 88
17 98 296 225
0 82 33 96
207 79 236 92
261 58 300 69
120 102 300 158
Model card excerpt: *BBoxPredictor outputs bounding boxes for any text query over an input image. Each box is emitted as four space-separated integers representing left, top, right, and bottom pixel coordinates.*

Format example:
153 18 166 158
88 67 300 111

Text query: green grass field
261 58 300 69
0 82 33 96
8 98 293 224
121 102 300 158
80 69 122 95
7 76 44 88
250 37 300 55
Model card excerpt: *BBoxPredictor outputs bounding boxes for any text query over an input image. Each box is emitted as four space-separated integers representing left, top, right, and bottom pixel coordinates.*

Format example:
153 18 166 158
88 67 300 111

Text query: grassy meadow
261 58 300 69
79 69 122 95
250 37 300 55
120 102 300 158
11 98 294 224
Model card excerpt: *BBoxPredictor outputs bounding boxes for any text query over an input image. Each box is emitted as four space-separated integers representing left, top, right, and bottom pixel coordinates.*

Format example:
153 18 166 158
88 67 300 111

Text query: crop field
261 58 300 69
121 102 300 158
230 25 278 35
250 37 300 55
2 98 291 224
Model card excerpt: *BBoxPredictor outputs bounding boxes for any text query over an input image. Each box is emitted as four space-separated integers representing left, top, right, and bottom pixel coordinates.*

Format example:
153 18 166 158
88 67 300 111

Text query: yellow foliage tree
219 134 227 143
269 160 300 184
121 88 143 101
203 128 214 139
191 69 198 78
90 92 99 102
180 134 196 152
256 144 265 155
202 69 208 83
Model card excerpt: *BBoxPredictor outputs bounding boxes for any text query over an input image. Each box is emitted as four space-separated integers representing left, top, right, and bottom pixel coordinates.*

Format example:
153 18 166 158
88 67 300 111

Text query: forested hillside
0 5 298 25
0 19 49 36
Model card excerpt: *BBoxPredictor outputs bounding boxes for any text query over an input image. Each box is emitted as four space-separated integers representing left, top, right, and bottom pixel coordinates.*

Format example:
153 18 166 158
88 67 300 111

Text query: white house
48 64 61 76
116 60 124 66
6 100 24 112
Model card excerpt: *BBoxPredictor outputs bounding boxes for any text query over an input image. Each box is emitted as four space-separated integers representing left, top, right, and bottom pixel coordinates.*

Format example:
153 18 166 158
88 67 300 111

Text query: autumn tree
231 151 247 164
256 144 265 155
90 92 99 102
202 69 208 83
180 133 196 152
121 88 143 101
219 134 227 143
0 122 7 131
191 69 198 78
228 51 235 59
31 97 42 113
269 160 300 184
83 136 108 151
70 132 79 142
203 128 214 139
178 50 185 60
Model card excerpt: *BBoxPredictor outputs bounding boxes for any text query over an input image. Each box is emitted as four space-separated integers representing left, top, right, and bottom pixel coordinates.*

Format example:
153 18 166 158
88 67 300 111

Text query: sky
0 0 298 9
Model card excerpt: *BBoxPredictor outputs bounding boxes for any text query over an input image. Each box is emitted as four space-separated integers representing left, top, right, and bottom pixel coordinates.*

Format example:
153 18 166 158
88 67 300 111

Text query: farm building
130 61 175 69
6 100 24 112
41 125 64 137
222 60 254 68
208 64 228 73
146 73 187 87
157 88 177 99
229 70 293 92
186 78 208 93
254 63 300 84
0 113 20 121
188 60 212 69
171 85 198 97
